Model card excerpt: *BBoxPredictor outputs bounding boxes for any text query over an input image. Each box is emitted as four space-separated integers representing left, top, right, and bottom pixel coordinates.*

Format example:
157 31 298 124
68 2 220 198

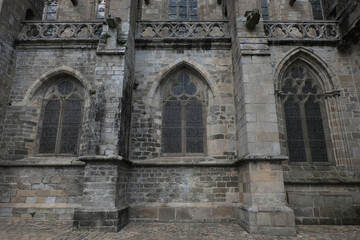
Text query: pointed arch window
38 77 83 155
44 0 58 20
169 0 198 20
162 69 206 155
281 63 329 163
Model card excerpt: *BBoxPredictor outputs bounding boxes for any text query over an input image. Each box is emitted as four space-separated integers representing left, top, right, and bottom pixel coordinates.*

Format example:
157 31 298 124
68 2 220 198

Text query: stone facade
0 0 360 236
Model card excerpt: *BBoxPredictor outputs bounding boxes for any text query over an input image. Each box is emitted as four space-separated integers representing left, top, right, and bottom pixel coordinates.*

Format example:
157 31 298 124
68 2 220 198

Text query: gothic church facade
0 0 359 236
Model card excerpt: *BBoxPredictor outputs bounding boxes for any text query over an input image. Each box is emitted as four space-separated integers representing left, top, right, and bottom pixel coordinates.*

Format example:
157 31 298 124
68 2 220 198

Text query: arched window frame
169 0 198 20
280 62 332 164
161 69 207 156
43 0 58 20
36 76 84 156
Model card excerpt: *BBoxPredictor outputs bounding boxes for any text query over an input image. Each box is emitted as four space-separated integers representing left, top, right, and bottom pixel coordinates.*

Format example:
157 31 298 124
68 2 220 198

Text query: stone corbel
274 90 285 98
289 0 296 6
70 0 78 6
106 17 121 28
324 90 341 99
217 0 222 5
245 9 260 29
144 0 150 5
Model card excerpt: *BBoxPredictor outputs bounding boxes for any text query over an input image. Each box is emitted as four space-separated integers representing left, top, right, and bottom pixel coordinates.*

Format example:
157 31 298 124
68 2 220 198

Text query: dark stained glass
305 100 328 162
283 64 329 163
302 80 317 94
171 73 196 96
59 99 81 154
189 0 197 19
39 99 60 153
261 0 269 20
291 66 305 79
168 0 198 20
163 101 182 153
282 79 297 94
186 101 203 153
58 81 74 95
310 0 323 20
284 99 306 162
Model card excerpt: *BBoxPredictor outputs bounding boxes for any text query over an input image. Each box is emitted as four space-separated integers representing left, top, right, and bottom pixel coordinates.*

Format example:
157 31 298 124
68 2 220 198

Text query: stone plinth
235 155 296 235
73 156 131 232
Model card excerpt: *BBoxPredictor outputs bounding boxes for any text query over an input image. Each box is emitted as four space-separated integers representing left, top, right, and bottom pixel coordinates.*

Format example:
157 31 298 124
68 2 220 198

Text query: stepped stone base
235 204 296 236
73 206 129 232
130 203 236 222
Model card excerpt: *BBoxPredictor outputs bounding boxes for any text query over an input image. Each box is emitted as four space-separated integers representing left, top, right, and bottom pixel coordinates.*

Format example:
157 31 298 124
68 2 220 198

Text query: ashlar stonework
0 0 359 236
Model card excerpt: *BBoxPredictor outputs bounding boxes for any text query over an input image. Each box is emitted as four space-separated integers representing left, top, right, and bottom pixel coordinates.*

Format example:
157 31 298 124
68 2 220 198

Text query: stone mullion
55 98 65 155
181 101 186 155
300 99 312 163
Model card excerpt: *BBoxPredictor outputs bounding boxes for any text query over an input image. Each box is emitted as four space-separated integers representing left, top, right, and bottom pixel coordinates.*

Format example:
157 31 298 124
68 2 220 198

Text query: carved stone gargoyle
245 9 260 29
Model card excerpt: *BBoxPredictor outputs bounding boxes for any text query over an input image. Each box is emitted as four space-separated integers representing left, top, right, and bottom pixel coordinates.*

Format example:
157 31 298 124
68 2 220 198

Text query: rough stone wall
285 182 360 225
140 0 223 20
116 165 130 207
0 49 99 160
130 49 236 161
128 166 239 204
268 0 314 20
270 45 360 172
57 0 96 20
0 0 43 144
0 165 84 220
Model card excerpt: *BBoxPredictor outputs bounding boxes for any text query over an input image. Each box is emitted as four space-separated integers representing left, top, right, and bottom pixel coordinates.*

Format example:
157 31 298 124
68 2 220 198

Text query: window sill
0 156 84 167
285 161 335 166
131 156 236 166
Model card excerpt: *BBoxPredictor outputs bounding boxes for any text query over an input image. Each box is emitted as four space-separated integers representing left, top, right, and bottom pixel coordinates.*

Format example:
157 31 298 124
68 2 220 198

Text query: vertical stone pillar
226 0 296 235
73 156 130 232
235 157 295 235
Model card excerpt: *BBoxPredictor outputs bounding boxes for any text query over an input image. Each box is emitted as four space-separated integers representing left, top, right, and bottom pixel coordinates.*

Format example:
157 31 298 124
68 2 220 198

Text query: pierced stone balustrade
264 21 341 44
18 21 103 41
136 20 230 40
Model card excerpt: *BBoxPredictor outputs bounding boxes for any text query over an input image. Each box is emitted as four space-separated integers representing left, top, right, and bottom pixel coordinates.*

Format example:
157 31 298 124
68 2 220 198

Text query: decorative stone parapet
264 21 341 43
17 21 103 41
136 20 230 40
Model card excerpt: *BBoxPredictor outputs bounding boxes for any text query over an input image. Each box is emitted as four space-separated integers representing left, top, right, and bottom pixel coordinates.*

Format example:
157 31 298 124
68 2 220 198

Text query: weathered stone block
159 208 175 221
192 208 211 220
212 207 235 219
132 207 158 219
175 208 192 220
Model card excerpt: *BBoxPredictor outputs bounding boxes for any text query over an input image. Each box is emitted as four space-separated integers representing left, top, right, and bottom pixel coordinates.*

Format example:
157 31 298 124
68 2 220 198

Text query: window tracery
162 69 206 155
281 63 328 163
38 77 83 155
169 0 198 20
